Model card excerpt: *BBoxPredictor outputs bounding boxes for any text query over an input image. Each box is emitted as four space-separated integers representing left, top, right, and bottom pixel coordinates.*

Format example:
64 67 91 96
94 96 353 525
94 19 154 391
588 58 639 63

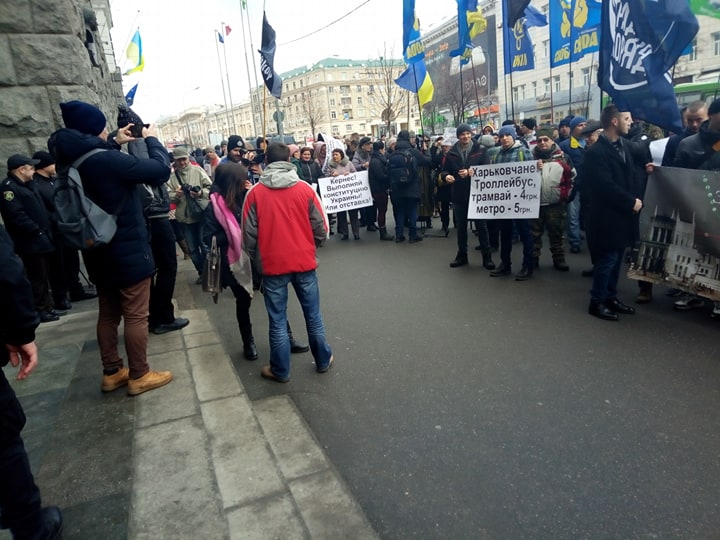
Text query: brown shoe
260 365 289 383
102 367 130 392
127 370 173 396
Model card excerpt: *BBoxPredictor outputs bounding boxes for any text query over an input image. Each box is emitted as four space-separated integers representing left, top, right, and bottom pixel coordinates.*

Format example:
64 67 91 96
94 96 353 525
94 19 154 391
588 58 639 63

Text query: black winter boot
379 227 394 241
449 252 469 268
240 326 258 361
482 251 496 270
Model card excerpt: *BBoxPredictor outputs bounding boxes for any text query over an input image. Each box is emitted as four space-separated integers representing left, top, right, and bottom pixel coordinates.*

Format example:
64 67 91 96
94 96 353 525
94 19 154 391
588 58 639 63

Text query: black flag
506 0 531 27
258 12 282 99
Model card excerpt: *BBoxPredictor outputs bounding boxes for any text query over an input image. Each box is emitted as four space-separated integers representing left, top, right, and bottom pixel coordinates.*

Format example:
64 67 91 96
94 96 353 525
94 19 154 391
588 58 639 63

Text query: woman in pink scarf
203 163 257 359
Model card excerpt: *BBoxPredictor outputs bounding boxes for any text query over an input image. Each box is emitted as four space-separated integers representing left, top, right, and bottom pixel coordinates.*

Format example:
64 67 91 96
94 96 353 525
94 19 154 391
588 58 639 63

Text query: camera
181 184 201 194
130 123 150 138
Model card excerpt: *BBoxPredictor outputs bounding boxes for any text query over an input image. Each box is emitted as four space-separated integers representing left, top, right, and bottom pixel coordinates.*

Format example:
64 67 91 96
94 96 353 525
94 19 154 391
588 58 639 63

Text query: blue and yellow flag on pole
395 60 434 107
124 30 144 75
549 0 601 67
403 0 425 63
449 0 487 65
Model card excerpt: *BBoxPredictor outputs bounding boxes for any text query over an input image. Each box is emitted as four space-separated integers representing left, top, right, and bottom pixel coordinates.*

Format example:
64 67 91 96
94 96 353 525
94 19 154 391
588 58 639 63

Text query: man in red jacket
242 143 333 382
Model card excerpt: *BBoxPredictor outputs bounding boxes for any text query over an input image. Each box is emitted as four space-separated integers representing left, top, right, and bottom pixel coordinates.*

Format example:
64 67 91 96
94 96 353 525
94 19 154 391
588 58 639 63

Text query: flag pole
459 65 465 123
549 65 555 122
584 53 596 118
215 31 233 137
509 68 516 120
567 17 575 116
243 4 263 136
238 10 259 137
411 63 424 134
221 23 237 134
470 57 482 125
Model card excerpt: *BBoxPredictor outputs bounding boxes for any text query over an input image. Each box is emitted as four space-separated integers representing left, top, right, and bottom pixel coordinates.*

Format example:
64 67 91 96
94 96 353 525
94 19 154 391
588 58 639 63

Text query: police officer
0 155 62 323
0 223 64 538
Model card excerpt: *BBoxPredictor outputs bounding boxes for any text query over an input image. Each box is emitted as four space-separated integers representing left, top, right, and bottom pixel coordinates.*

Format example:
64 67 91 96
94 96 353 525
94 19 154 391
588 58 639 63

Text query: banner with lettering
467 161 541 219
628 166 720 301
502 12 535 73
318 171 373 213
548 0 601 67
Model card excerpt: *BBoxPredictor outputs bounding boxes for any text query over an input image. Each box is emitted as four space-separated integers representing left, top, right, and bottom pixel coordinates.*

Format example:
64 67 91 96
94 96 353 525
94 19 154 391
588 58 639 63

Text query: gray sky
110 0 458 122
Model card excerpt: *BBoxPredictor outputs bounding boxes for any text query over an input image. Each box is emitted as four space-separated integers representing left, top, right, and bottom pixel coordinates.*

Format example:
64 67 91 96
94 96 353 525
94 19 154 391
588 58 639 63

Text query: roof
279 57 403 79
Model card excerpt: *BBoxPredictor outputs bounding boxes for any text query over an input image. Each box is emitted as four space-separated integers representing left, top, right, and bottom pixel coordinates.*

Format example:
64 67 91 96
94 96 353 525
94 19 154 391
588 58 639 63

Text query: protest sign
467 161 541 219
318 171 373 214
628 166 720 301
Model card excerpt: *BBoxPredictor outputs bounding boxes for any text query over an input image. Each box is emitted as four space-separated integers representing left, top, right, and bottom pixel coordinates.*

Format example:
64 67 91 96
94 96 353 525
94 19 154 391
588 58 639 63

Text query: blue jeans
394 198 419 239
566 197 581 249
262 270 332 380
179 222 207 275
590 249 624 304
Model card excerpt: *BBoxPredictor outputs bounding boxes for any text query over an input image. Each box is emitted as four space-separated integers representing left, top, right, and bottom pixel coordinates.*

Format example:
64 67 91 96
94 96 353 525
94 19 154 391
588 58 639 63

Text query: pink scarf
210 192 253 297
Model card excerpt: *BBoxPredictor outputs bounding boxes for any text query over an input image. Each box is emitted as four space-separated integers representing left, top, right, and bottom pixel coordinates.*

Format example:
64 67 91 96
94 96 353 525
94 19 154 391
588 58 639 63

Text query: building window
327 73 333 81
295 105 299 113
512 87 519 102
368 84 374 94
553 75 561 92
569 70 574 87
328 86 334 93
582 68 591 86
543 78 550 94
330 98 335 106
688 38 697 61
346 124 353 132
714 33 720 55
518 84 526 100
542 40 549 58
357 97 363 105
342 72 347 80
356 85 362 92
341 97 352 106
531 81 537 97
340 85 351 95
330 111 337 119
292 81 296 89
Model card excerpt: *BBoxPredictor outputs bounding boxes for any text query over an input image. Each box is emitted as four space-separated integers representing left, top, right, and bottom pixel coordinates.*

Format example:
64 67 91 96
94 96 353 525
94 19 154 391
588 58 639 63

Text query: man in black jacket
390 130 432 243
441 124 493 269
31 151 97 312
585 105 650 321
48 100 173 395
0 155 60 323
0 224 63 539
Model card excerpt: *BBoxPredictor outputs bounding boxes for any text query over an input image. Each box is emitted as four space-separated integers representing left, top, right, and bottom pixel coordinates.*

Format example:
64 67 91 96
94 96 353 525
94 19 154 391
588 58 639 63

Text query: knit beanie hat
60 100 106 136
498 125 517 140
227 135 245 152
480 134 496 148
397 130 410 141
569 116 587 132
32 151 55 170
536 125 555 139
456 123 473 137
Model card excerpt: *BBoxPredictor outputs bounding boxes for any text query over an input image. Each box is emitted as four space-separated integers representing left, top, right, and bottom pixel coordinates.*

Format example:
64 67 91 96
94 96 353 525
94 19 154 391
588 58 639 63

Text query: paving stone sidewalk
3 297 377 539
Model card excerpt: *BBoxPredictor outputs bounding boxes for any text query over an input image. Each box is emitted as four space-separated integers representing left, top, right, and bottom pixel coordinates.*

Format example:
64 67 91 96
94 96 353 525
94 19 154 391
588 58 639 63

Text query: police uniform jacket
0 173 54 254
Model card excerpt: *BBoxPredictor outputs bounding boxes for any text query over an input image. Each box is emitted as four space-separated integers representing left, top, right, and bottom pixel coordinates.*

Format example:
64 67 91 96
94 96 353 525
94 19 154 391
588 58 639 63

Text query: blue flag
217 31 224 44
125 83 138 107
403 0 425 63
258 12 282 99
549 0 601 67
506 0 531 26
524 4 548 27
449 0 478 64
503 0 535 73
599 0 699 133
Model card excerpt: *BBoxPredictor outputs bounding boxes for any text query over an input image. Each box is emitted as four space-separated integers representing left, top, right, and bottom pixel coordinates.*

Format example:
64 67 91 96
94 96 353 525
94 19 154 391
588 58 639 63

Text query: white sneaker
673 294 704 311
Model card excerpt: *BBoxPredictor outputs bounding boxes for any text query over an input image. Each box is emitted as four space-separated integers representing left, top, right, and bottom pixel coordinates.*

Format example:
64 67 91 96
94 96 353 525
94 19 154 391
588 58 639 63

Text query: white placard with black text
467 161 541 219
318 171 373 213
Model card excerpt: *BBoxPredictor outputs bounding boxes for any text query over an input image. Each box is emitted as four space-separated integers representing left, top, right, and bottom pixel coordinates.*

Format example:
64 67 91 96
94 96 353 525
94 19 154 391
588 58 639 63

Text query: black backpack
386 148 415 184
53 149 127 249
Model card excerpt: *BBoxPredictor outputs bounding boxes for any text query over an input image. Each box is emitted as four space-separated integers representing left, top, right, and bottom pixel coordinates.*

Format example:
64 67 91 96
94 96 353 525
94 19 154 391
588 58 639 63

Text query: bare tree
433 73 465 126
362 47 407 135
299 88 326 138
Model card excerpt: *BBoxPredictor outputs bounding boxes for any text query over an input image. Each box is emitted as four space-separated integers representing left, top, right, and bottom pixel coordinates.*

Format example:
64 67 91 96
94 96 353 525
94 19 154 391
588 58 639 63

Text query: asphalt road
192 223 720 539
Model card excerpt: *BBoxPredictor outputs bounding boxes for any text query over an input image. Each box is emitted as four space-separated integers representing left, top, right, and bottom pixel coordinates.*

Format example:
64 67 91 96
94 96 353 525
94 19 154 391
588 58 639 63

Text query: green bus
672 80 720 107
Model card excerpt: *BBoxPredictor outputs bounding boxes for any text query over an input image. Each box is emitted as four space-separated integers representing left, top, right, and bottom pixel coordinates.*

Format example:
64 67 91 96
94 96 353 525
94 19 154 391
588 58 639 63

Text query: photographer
167 147 212 284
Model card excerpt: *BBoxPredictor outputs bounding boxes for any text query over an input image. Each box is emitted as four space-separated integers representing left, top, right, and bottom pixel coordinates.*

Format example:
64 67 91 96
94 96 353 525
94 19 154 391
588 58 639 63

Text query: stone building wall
0 0 122 168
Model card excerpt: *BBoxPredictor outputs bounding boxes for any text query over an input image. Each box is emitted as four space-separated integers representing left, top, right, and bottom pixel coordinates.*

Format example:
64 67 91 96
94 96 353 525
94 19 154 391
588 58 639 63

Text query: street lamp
182 86 201 146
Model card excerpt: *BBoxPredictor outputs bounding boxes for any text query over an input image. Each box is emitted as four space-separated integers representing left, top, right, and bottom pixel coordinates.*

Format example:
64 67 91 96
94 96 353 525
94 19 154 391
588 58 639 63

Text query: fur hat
60 100 106 136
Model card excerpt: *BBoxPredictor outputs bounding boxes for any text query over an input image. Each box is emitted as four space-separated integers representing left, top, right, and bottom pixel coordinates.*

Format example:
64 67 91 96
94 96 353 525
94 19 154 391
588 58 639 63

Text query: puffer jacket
47 128 170 289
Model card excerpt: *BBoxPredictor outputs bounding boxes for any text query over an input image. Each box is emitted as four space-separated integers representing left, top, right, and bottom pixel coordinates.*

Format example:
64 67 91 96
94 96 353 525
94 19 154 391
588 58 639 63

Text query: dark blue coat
47 128 170 289
391 140 431 200
0 174 54 254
